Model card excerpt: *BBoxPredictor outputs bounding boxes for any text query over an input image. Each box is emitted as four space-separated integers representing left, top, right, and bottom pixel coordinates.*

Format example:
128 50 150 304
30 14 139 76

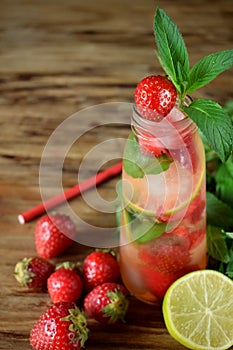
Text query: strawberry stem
103 289 129 323
61 306 89 347
14 258 35 286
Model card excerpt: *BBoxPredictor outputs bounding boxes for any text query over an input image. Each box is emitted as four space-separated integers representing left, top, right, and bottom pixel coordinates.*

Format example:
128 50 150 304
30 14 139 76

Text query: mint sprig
205 99 233 279
154 7 233 161
186 50 233 94
206 192 233 228
154 7 189 96
183 99 233 162
215 155 233 208
207 225 231 264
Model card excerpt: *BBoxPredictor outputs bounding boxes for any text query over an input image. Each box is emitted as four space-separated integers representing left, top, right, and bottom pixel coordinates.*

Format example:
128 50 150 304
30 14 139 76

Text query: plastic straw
18 161 122 224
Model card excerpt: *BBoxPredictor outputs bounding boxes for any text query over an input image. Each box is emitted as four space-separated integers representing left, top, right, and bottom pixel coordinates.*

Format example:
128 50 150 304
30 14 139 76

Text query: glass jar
119 102 206 304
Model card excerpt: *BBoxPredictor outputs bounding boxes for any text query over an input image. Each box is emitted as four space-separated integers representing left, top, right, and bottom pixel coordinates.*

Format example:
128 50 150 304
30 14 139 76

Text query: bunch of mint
154 8 233 278
154 7 233 162
205 102 233 278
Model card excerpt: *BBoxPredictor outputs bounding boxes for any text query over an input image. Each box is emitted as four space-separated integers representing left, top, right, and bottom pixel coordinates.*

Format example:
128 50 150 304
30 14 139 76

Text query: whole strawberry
30 302 89 350
84 282 129 324
134 75 177 120
14 257 54 290
82 250 120 291
47 263 83 303
35 214 76 259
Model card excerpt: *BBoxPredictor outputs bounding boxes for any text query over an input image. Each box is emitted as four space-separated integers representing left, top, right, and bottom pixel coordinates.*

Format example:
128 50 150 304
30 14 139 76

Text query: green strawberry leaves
154 7 233 162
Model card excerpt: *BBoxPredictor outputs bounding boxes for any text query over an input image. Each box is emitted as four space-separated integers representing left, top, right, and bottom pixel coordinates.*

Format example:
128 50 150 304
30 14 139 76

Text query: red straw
18 161 122 224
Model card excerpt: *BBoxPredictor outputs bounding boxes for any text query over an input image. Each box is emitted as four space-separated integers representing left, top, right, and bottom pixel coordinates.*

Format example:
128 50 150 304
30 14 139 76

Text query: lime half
162 270 233 350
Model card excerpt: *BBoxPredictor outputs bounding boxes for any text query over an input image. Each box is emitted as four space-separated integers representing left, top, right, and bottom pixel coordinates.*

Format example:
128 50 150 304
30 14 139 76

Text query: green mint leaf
226 247 233 278
207 225 230 263
215 156 233 208
226 261 233 278
123 208 166 243
224 100 233 122
154 7 189 94
226 231 233 239
206 192 233 228
186 50 233 94
123 132 172 178
183 99 233 162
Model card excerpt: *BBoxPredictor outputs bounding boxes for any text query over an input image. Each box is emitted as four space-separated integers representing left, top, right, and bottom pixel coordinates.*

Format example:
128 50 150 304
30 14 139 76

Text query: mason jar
119 101 206 304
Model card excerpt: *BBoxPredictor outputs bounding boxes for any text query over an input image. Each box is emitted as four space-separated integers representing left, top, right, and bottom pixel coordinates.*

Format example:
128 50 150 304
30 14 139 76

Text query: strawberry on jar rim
134 75 177 121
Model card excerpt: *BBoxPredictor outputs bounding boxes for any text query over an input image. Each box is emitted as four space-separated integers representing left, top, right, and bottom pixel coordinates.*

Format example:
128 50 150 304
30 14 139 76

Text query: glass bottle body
119 104 206 304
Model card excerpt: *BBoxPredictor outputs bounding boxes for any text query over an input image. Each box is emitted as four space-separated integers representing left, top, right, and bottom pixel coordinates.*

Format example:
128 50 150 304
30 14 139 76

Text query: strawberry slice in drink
139 230 198 299
173 226 206 250
136 131 169 157
141 264 200 299
138 233 191 274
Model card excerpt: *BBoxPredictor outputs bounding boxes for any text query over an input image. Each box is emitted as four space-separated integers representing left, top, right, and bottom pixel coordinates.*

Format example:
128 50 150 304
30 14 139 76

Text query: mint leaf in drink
186 50 233 94
154 7 189 95
123 208 166 243
183 99 233 162
123 132 173 178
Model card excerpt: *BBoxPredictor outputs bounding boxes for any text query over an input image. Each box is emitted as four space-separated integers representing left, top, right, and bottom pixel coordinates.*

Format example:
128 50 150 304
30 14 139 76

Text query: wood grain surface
0 0 232 349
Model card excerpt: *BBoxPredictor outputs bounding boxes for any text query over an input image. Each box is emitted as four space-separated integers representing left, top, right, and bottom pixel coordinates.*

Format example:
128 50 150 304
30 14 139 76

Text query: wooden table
0 1 232 349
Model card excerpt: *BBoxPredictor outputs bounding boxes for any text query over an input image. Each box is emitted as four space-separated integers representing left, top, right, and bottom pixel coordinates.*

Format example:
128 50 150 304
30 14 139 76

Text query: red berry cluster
14 213 129 350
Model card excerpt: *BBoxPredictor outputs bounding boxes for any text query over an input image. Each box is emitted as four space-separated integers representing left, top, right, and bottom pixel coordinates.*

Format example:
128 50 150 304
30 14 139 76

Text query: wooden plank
0 0 232 349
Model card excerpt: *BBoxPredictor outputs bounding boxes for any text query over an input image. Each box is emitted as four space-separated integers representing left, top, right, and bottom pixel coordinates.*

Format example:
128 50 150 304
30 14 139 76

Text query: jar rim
132 103 196 132
132 102 197 148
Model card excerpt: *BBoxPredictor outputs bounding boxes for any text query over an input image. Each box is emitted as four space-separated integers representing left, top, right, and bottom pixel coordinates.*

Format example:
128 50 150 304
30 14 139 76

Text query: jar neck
131 103 197 148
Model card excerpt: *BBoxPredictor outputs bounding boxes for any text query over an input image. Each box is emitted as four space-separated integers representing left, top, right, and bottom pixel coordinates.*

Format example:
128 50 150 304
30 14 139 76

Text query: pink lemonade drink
119 104 206 304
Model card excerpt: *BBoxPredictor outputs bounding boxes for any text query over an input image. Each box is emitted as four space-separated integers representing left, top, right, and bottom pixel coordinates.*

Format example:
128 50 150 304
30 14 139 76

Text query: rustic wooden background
0 0 232 349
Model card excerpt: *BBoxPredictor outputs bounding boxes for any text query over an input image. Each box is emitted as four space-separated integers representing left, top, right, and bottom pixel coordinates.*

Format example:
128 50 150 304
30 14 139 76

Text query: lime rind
122 163 205 219
162 270 233 350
